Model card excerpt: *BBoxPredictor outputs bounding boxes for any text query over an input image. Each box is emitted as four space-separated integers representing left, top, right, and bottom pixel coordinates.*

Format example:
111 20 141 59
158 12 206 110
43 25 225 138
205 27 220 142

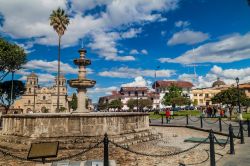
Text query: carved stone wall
1 112 149 138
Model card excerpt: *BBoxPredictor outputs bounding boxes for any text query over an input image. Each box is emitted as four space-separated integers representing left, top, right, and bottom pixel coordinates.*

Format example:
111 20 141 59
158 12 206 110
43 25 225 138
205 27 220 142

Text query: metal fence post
247 119 250 137
229 124 235 155
200 116 203 128
209 130 216 166
239 120 245 144
186 114 189 125
161 114 164 124
219 117 222 132
104 133 109 166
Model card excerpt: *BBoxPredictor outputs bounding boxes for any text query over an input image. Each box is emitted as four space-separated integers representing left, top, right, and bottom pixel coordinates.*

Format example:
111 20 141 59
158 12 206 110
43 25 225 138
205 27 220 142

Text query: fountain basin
1 112 149 138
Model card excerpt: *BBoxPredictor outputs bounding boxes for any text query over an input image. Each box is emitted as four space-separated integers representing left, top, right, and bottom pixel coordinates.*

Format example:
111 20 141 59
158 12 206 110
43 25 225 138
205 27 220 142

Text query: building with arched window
13 73 69 113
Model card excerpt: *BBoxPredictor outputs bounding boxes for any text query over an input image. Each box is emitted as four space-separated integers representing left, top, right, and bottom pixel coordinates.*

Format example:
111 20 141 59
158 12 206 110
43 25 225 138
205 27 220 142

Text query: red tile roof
153 80 193 89
120 87 148 92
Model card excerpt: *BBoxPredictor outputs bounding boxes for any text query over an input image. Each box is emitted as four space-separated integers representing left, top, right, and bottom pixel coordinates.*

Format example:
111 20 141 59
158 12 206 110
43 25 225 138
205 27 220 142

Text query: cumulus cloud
0 0 179 61
98 67 175 78
175 20 190 28
178 65 250 88
88 86 118 95
141 49 148 55
162 32 250 64
167 29 209 46
130 49 139 55
121 76 149 87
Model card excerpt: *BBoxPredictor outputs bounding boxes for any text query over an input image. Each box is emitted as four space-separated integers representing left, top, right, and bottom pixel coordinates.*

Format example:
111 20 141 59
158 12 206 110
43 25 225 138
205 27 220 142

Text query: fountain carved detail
69 49 96 113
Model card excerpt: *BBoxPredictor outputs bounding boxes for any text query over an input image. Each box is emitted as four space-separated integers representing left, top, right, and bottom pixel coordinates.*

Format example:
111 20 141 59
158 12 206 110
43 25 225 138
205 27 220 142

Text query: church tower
26 72 38 94
55 75 67 95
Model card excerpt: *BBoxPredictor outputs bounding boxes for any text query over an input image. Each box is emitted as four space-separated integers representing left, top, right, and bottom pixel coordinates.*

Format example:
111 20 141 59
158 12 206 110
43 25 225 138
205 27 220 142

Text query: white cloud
121 76 148 87
130 49 139 54
121 28 142 39
167 29 209 46
141 49 148 55
178 65 250 88
99 67 175 78
162 32 250 64
175 20 190 28
88 31 135 61
22 60 79 74
15 42 35 54
0 0 179 62
88 86 118 95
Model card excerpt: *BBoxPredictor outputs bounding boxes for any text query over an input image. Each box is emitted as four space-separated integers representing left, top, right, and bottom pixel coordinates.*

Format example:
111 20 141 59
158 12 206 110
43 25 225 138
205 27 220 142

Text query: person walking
165 108 171 124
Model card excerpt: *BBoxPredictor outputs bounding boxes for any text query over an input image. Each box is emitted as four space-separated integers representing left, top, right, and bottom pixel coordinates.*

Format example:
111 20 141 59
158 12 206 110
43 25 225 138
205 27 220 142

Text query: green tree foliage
0 38 27 80
211 87 248 118
0 80 25 113
109 99 123 110
50 7 70 110
127 99 137 111
69 93 77 111
162 85 191 108
138 99 153 110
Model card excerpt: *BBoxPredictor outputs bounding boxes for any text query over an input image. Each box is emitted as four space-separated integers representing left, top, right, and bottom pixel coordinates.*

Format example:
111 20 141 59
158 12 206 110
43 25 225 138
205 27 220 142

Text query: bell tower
26 72 38 94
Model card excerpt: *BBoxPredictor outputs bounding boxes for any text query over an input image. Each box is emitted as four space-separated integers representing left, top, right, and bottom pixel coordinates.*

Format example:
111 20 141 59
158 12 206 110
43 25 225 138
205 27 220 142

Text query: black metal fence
0 124 241 166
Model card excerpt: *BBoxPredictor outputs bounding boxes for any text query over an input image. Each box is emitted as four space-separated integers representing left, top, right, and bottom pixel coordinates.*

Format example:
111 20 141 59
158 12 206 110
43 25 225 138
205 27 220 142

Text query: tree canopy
0 80 25 113
211 87 249 118
0 38 27 80
162 85 191 107
109 99 123 110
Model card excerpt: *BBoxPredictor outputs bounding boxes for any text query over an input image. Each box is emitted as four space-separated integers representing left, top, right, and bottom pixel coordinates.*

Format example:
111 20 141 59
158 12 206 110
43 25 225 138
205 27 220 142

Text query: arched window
28 100 31 104
29 88 31 93
43 96 46 100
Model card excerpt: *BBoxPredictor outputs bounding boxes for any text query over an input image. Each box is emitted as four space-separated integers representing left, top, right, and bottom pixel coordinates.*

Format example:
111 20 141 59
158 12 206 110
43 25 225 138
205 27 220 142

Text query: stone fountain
0 48 160 151
68 48 96 113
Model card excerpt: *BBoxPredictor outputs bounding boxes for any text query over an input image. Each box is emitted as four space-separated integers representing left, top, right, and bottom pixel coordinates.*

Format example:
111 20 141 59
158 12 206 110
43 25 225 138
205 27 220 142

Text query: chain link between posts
188 117 200 122
109 137 209 157
203 118 219 125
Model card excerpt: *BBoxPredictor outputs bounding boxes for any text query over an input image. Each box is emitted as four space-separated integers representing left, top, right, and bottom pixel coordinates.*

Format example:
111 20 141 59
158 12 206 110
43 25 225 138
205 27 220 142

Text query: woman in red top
165 108 171 124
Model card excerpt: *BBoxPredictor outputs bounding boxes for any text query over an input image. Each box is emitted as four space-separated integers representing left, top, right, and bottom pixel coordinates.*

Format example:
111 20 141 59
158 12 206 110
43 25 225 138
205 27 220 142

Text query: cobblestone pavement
0 127 232 166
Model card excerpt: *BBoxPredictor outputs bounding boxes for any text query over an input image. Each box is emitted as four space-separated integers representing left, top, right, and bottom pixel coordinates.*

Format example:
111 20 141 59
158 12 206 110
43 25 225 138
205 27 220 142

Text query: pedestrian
165 108 170 124
170 109 174 119
212 107 217 118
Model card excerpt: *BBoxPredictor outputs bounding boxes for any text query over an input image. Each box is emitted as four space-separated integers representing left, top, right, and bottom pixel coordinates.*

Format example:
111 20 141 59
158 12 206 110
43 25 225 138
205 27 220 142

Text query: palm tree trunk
10 71 14 105
57 35 61 112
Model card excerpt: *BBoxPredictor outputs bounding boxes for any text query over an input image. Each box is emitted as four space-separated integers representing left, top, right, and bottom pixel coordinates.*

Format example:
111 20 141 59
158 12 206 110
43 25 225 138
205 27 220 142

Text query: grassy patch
149 110 201 119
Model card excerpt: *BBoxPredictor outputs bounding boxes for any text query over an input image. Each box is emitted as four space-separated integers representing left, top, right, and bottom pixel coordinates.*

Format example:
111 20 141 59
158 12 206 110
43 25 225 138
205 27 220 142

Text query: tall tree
0 80 25 113
69 93 77 111
211 87 247 119
49 8 70 111
0 38 27 81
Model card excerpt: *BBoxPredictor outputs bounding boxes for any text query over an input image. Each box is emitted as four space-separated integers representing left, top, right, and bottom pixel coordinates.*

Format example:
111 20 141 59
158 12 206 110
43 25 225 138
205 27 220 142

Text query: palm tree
49 8 70 112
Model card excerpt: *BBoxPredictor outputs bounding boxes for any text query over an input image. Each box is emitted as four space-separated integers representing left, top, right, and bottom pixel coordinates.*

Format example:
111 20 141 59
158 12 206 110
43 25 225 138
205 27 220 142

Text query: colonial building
191 78 250 106
98 87 160 111
13 73 69 113
152 80 194 109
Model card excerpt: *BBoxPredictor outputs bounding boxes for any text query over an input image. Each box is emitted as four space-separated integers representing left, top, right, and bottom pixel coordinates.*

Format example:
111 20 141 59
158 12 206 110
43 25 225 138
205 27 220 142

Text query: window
29 88 31 93
142 91 144 96
43 96 46 100
199 94 203 96
194 93 197 96
28 100 31 104
205 93 209 98
128 91 131 96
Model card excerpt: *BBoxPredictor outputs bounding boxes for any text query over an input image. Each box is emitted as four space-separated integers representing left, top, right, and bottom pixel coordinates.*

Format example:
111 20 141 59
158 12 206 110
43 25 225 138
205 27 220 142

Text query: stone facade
13 73 69 113
1 112 149 138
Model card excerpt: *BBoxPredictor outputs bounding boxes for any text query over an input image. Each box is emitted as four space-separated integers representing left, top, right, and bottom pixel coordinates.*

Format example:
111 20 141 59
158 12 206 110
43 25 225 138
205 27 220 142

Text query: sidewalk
217 137 250 166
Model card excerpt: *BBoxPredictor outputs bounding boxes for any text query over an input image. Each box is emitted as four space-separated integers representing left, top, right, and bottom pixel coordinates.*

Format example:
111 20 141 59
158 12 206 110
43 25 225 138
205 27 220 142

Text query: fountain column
69 49 96 113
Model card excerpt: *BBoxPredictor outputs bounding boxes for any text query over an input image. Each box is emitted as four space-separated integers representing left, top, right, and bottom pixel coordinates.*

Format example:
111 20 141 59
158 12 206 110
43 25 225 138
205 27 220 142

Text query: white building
152 80 193 109
98 87 160 111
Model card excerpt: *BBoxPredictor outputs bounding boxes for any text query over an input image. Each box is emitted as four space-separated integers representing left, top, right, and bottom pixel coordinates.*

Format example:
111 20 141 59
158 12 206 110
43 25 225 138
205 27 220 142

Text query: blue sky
0 0 250 102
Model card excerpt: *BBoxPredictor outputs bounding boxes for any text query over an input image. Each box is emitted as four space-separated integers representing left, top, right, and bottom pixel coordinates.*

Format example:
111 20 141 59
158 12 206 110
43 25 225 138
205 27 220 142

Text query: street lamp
154 66 160 93
135 87 139 112
236 77 243 120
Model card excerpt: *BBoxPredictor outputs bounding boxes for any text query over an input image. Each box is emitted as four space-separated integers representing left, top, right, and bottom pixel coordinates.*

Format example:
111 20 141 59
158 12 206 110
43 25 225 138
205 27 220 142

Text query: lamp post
154 66 160 93
135 87 139 112
236 77 243 120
